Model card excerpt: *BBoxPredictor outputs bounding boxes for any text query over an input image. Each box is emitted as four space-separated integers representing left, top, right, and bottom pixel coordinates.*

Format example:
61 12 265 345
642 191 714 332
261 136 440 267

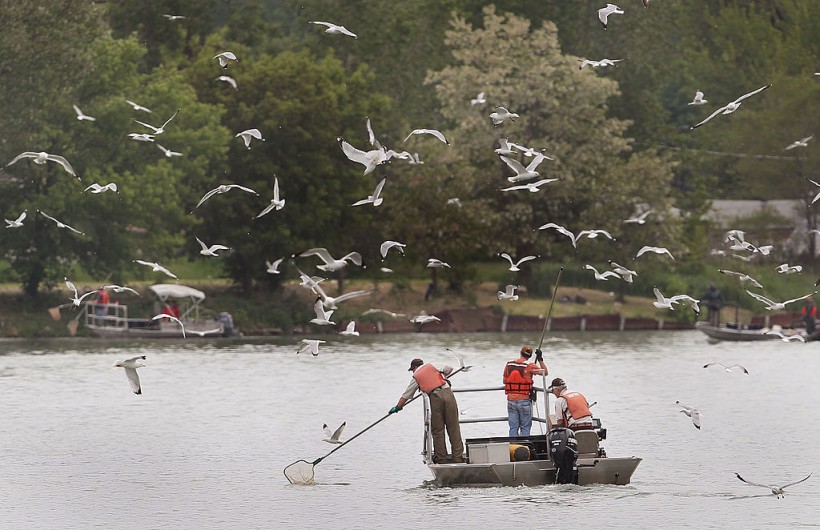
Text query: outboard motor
217 312 235 337
548 427 578 484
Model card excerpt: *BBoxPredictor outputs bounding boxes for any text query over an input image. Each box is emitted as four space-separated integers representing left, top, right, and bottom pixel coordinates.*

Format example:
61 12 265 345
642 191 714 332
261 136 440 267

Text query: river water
0 331 818 529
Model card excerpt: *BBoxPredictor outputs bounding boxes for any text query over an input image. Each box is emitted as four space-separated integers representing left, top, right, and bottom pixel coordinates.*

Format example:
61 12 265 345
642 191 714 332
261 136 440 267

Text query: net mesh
284 460 316 485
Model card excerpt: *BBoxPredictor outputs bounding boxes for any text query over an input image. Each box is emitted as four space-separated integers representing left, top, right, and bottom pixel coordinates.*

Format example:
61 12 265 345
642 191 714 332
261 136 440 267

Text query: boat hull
695 321 780 341
86 319 224 338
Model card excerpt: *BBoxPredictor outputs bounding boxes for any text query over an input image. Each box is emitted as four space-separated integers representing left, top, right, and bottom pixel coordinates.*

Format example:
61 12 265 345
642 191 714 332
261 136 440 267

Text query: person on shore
700 284 723 326
548 377 593 430
802 295 817 336
503 345 548 436
389 358 464 463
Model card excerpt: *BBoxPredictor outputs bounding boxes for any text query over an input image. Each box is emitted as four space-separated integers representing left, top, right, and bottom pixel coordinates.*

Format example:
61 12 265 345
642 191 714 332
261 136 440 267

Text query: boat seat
574 429 599 457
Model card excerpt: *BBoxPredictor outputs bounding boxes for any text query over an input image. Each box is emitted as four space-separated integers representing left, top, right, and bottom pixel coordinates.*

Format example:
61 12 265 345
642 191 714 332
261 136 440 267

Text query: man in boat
700 284 723 326
503 345 548 437
801 296 817 336
389 358 464 463
548 378 593 431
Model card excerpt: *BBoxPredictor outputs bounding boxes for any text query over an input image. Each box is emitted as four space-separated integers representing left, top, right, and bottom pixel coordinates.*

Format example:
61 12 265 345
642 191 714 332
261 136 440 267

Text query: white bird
299 248 363 272
636 245 675 260
380 267 393 273
213 51 239 68
361 308 406 319
196 236 229 257
380 240 406 259
157 144 183 158
718 269 763 289
193 184 259 211
652 287 683 310
72 104 96 121
352 178 386 207
265 257 285 274
310 298 336 326
323 422 347 444
113 355 147 394
150 314 186 337
500 178 558 192
298 271 326 291
410 313 441 324
688 90 708 106
691 84 772 129
784 135 813 151
672 294 701 313
500 253 537 272
128 133 155 142
578 58 623 69
585 264 620 281
215 75 238 90
6 151 77 177
133 259 178 279
489 106 519 126
608 261 637 283
297 339 325 356
470 92 486 106
309 20 357 38
5 211 26 228
494 138 517 156
537 223 614 249
763 330 806 343
101 284 140 295
676 401 702 430
497 284 519 301
746 289 815 311
133 108 180 135
338 137 388 175
64 277 98 307
256 177 285 218
339 321 360 336
236 128 264 149
446 198 462 207
775 263 802 274
598 3 624 30
308 281 372 311
734 472 812 499
624 209 654 224
38 210 84 235
500 153 549 183
125 99 152 113
365 116 381 148
83 182 118 194
163 14 186 21
426 258 451 268
703 362 749 374
404 129 449 145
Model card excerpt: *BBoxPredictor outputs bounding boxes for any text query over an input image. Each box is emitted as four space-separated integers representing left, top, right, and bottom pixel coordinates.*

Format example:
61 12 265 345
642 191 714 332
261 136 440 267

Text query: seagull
578 58 623 70
157 144 183 158
500 153 549 182
323 422 347 444
308 281 372 310
338 137 388 175
380 267 393 273
688 90 708 106
624 209 653 224
310 298 336 326
426 258 451 268
163 14 186 20
196 236 229 257
537 223 614 249
747 289 815 311
101 284 140 295
489 106 519 126
446 348 471 371
585 264 620 281
718 269 763 289
410 313 441 324
495 138 517 156
150 314 186 337
446 197 462 207
763 330 806 342
193 184 259 211
497 284 519 301
255 177 285 218
598 3 624 30
265 257 285 274
64 277 98 307
72 105 96 121
784 135 813 151
500 253 537 272
83 182 118 194
652 288 699 312
636 245 675 260
236 128 264 149
734 472 812 499
380 240 406 259
297 339 326 356
309 20 357 38
500 178 558 192
361 308 406 318
6 151 77 178
5 211 26 228
38 210 84 235
133 108 180 135
703 362 749 374
214 51 239 68
676 401 702 430
609 261 638 283
775 263 802 274
339 321 360 336
215 75 238 90
299 248 363 272
404 129 449 145
133 259 178 279
113 356 147 394
298 270 326 291
352 178 386 207
128 133 155 142
470 92 486 106
690 84 772 129
125 99 152 113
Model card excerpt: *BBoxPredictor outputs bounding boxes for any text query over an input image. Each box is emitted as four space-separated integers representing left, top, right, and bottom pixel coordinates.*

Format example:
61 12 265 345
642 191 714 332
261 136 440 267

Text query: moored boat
694 321 804 342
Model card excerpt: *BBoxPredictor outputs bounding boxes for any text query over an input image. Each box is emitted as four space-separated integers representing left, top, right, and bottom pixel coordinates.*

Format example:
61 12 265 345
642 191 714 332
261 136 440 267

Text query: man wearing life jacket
802 295 817 335
503 345 548 436
389 358 464 464
548 377 593 430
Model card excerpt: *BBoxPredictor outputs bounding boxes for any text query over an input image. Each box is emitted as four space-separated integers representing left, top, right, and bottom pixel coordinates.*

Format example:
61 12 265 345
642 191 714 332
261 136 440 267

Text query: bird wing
371 178 386 200
338 137 370 166
526 153 547 172
6 152 41 167
703 362 726 369
300 247 334 264
718 269 743 278
516 255 537 266
500 184 529 191
690 410 701 429
653 288 667 304
691 105 730 129
781 473 812 489
538 223 576 245
195 236 208 252
229 184 259 195
499 155 528 175
341 252 363 266
735 473 771 489
151 314 186 337
309 20 333 28
499 253 515 266
344 321 356 334
782 292 817 307
133 118 160 133
733 84 772 104
159 108 181 130
195 188 221 209
584 264 599 275
746 290 775 307
123 367 142 394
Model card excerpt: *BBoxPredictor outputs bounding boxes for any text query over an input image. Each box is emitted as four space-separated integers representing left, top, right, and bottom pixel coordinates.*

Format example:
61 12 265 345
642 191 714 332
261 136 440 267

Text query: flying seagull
133 259 177 279
102 284 140 296
624 209 653 224
500 253 537 272
215 75 238 90
688 90 707 106
193 184 259 211
764 330 807 342
5 210 26 228
297 339 326 356
255 177 285 218
537 223 614 249
489 106 519 126
323 422 347 444
299 248 363 272
691 84 772 129
133 108 180 135
309 20 357 38
578 58 624 70
38 210 84 235
64 277 98 307
352 178 386 207
308 280 371 310
775 263 802 274
113 355 147 394
6 151 77 178
585 264 619 281
426 258 451 268
380 240 406 259
718 269 763 289
265 257 285 274
675 400 702 430
361 308 406 319
410 313 441 324
339 321 360 337
499 153 550 183
598 3 624 30
784 135 813 150
213 51 239 69
83 182 118 194
125 99 152 113
72 104 96 121
746 289 815 311
163 14 186 21
404 129 449 145
150 314 186 337
734 472 812 498
236 128 264 149
497 284 519 301
310 298 336 326
470 92 486 106
196 236 229 257
609 261 638 283
128 133 155 143
500 178 558 192
703 362 749 374
338 137 388 175
636 245 675 260
157 144 183 158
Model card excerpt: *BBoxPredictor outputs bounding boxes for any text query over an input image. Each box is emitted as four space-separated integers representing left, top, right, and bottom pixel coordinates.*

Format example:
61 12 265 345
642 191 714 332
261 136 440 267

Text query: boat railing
84 302 129 330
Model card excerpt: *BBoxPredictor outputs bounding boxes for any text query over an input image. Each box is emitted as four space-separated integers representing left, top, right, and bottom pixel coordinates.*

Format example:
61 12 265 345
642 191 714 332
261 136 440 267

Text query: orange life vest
413 363 446 394
503 360 533 395
802 304 816 318
559 391 591 424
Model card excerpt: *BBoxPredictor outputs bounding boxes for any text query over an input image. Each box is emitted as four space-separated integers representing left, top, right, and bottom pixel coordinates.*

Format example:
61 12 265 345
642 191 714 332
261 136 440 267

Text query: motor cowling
548 427 578 484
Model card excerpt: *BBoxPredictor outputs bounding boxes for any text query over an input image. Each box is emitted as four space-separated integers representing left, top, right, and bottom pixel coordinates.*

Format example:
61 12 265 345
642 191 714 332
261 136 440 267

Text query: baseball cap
547 377 566 391
520 345 533 357
408 358 424 371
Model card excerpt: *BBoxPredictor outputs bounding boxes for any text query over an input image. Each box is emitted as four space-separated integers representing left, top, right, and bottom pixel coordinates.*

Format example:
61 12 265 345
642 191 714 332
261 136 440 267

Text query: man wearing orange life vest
548 377 593 430
503 345 548 436
389 358 464 464
802 296 817 335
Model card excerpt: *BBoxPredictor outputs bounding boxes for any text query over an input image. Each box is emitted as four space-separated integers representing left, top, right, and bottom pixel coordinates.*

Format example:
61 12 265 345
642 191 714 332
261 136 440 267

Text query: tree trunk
24 263 43 298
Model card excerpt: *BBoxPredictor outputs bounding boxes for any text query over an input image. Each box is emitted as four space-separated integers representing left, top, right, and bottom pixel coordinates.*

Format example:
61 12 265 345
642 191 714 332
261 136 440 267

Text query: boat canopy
149 284 206 302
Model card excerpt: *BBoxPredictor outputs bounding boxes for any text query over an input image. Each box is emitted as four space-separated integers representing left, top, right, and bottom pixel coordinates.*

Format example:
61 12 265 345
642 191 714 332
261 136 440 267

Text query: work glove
535 348 544 362
389 406 403 414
